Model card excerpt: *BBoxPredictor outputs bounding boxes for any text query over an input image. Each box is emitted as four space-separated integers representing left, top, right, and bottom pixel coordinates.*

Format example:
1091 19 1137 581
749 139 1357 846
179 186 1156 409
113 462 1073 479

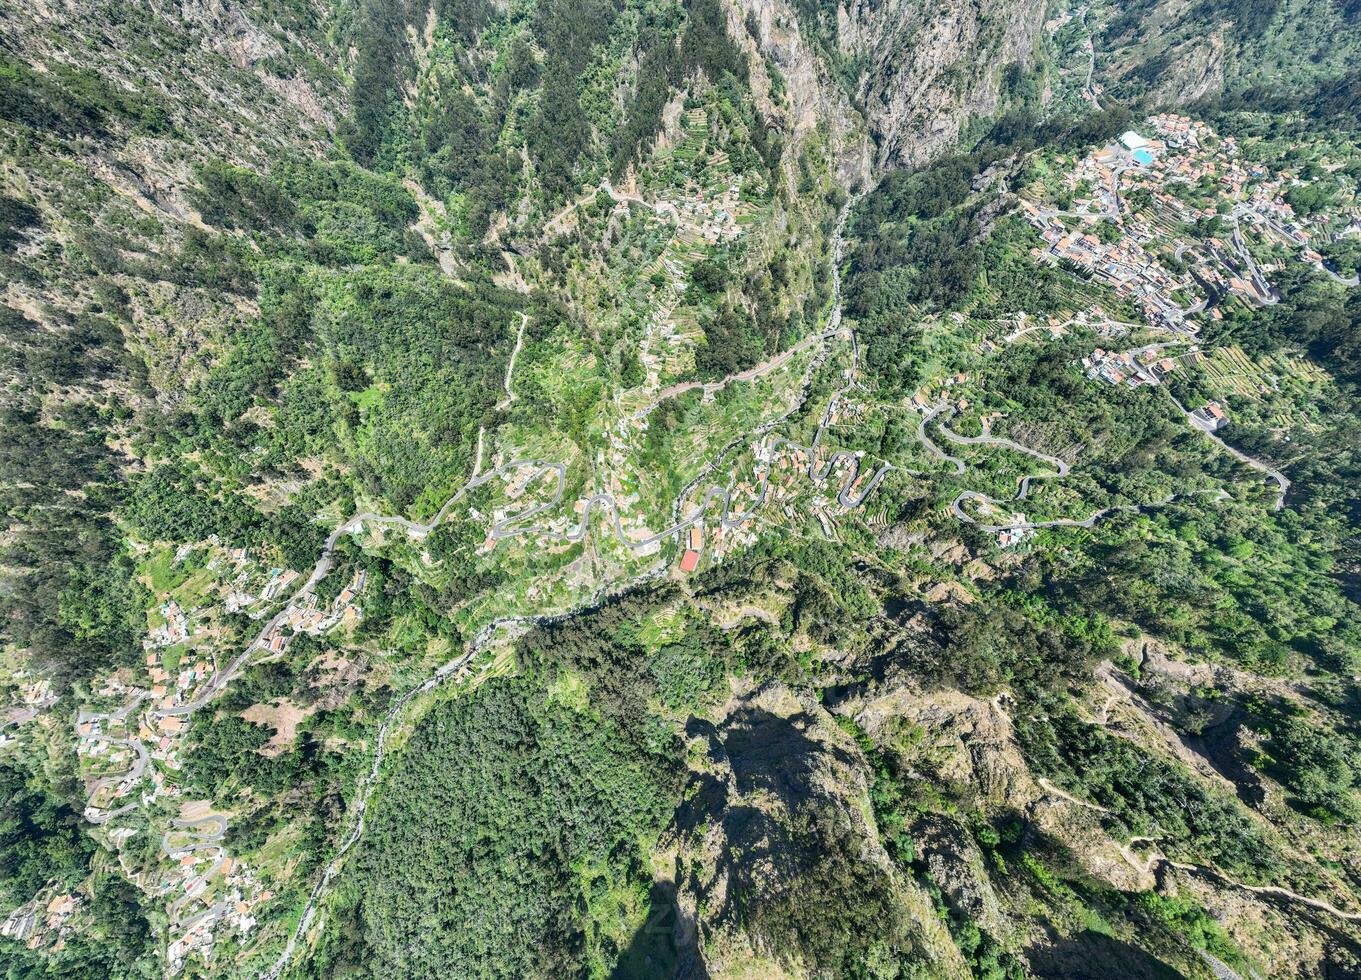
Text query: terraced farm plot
1197 345 1329 398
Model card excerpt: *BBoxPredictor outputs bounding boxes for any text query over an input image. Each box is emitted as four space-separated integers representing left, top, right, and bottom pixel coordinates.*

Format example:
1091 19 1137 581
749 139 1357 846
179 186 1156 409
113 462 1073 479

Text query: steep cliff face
725 0 875 188
1096 5 1231 106
667 682 971 979
726 0 1047 180
836 0 1048 167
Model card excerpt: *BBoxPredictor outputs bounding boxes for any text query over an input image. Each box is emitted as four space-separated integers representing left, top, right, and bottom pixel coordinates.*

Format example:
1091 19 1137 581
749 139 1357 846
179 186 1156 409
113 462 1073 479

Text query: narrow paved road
1165 862 1361 923
934 412 1070 498
931 393 1286 531
496 312 528 411
932 403 1233 531
1078 5 1102 110
628 325 841 423
1167 392 1289 509
917 404 966 475
951 485 1227 532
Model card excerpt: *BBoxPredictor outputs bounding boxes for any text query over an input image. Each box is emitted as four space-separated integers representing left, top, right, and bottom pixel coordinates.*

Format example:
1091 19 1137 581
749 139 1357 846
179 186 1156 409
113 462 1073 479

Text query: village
1022 114 1359 335
17 540 373 971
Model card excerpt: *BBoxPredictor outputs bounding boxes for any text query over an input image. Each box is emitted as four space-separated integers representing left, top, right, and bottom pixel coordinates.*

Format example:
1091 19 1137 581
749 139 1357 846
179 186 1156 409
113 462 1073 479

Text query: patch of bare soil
241 699 313 756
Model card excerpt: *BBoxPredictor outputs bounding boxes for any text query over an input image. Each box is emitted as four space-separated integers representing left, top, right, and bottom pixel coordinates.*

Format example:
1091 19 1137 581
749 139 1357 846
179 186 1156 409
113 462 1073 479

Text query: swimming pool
1132 147 1155 166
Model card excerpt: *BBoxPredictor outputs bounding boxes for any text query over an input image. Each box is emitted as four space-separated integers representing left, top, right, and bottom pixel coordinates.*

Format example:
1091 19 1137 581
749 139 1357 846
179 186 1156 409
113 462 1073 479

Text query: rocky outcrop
724 0 1047 178
724 0 874 188
667 681 971 978
180 0 286 69
734 0 1039 172
835 0 1048 167
841 683 1157 893
916 812 1012 939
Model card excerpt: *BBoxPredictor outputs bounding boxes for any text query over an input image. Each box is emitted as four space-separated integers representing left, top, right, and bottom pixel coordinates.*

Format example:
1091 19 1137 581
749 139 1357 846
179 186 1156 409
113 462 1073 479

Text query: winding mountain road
496 312 528 411
162 813 229 926
83 165 1312 967
934 413 1071 498
1167 392 1289 509
935 408 1231 532
917 404 966 475
1078 5 1102 110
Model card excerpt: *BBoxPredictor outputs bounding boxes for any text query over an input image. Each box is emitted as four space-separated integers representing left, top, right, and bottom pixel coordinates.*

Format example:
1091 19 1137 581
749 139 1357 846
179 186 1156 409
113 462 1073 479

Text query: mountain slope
2 0 1360 978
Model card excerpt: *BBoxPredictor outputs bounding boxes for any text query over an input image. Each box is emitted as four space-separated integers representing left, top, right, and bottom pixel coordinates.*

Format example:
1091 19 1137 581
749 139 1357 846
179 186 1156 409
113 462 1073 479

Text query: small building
1192 401 1229 431
688 526 703 552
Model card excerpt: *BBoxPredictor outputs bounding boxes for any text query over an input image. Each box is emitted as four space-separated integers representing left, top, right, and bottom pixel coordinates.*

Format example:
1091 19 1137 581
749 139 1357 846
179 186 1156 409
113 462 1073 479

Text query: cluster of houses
262 568 365 656
676 182 745 246
669 434 857 573
0 677 55 745
147 599 193 648
65 539 371 971
650 107 756 246
911 372 972 414
144 652 216 702
1 889 81 949
627 179 748 248
165 850 273 971
1081 345 1191 387
224 552 302 613
1078 345 1232 433
1079 345 1229 429
759 447 827 521
76 683 264 967
1023 114 1345 334
168 918 216 969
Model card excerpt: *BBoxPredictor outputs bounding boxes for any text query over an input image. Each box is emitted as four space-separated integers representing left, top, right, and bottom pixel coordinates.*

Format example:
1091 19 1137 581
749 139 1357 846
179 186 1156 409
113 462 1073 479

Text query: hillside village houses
260 567 299 602
998 519 1036 549
1192 400 1231 431
1023 114 1338 335
1082 344 1196 387
66 536 375 970
146 599 192 648
909 371 972 413
262 567 365 657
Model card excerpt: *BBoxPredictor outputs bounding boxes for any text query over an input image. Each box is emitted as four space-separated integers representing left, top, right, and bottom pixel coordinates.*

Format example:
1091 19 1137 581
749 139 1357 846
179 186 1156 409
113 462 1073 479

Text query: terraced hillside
2 1 1361 979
